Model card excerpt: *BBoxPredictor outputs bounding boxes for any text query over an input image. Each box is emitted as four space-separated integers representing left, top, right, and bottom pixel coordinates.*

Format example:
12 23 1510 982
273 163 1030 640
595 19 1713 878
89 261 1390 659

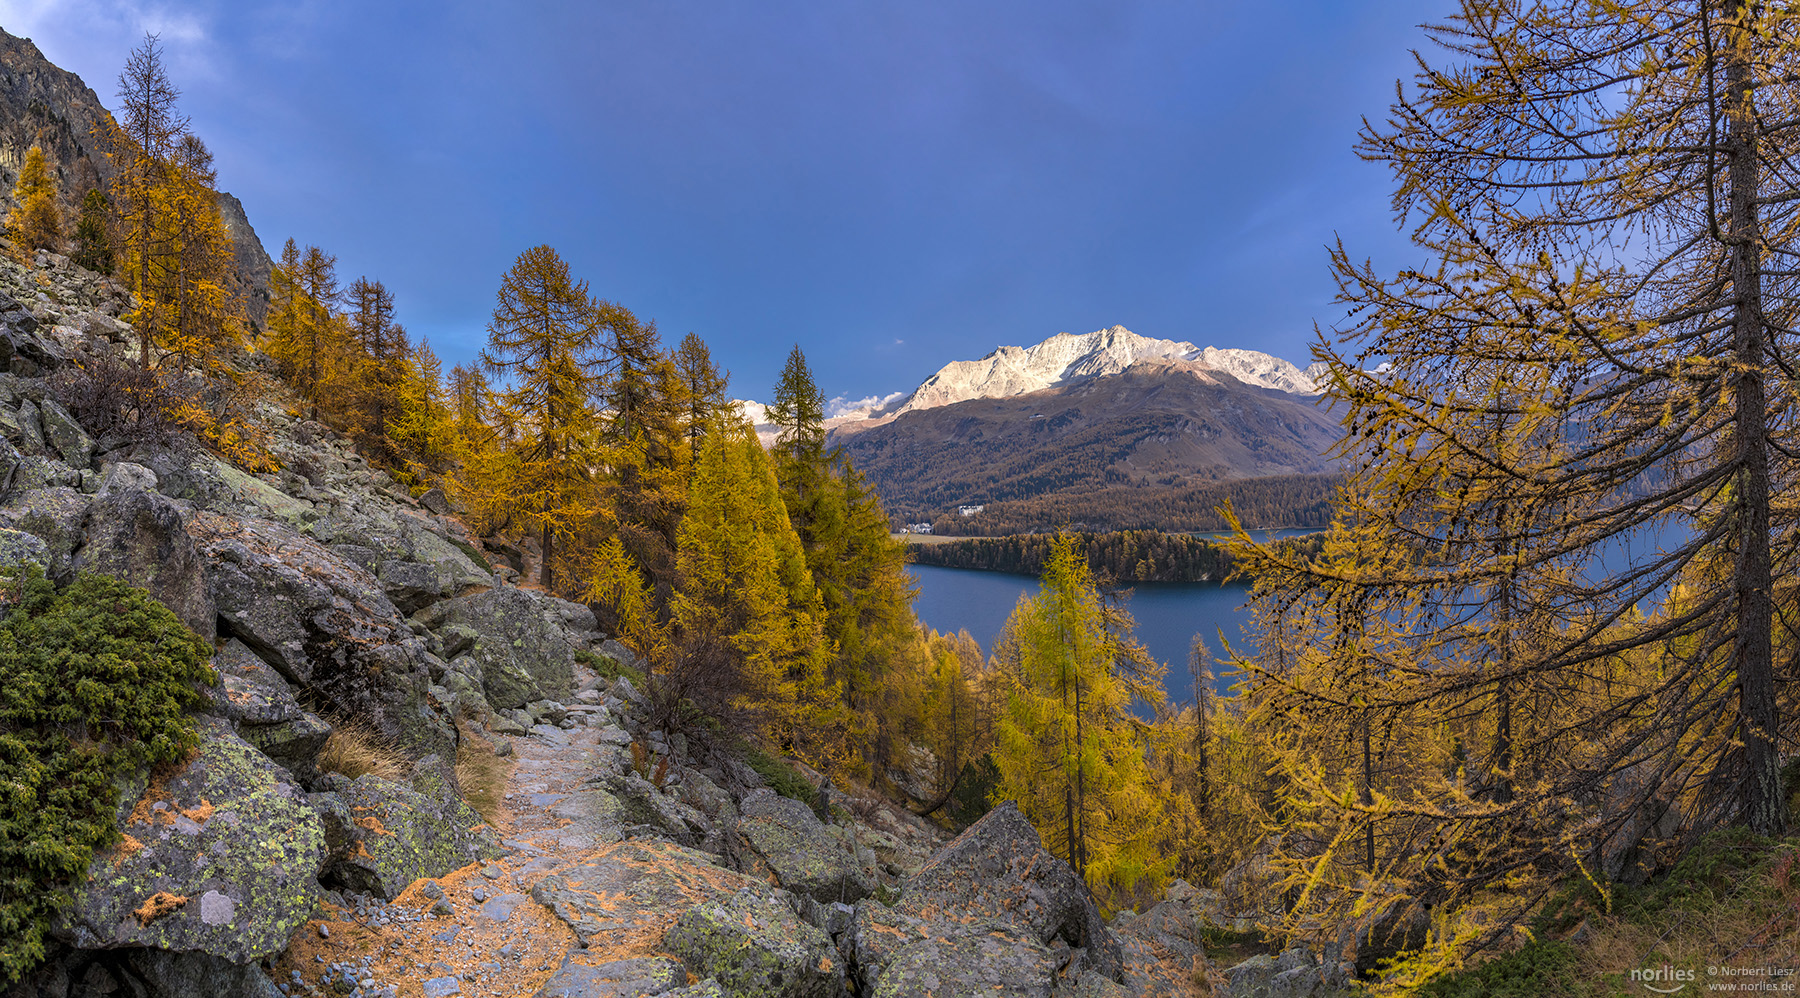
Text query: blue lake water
906 564 1254 710
905 520 1689 713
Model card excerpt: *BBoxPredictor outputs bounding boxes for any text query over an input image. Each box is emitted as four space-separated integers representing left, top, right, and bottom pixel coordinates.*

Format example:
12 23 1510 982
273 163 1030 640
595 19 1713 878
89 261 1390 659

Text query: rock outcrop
850 801 1123 994
59 718 326 965
732 787 878 904
311 763 499 899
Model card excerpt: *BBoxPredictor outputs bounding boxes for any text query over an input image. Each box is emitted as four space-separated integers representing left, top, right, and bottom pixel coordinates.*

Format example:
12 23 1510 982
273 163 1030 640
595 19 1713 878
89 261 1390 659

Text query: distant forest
898 473 1341 536
908 529 1325 583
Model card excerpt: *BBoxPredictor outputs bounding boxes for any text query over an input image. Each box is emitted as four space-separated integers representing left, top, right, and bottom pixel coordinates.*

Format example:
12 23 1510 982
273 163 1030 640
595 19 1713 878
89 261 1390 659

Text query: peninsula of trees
907 528 1325 584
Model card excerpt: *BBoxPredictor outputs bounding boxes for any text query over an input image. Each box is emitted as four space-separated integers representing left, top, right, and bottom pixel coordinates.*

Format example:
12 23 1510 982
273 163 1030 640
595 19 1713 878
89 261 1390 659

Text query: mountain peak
874 325 1314 419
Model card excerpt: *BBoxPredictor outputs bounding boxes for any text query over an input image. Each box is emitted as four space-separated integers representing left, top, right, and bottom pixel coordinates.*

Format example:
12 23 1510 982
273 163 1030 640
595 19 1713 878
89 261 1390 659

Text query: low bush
1419 830 1799 997
575 648 644 687
47 357 181 447
1417 940 1581 998
0 567 214 985
743 744 817 808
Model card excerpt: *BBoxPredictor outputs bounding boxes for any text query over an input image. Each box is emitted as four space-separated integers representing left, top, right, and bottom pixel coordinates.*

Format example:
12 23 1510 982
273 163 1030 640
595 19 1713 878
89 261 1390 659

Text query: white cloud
826 390 904 419
0 0 218 83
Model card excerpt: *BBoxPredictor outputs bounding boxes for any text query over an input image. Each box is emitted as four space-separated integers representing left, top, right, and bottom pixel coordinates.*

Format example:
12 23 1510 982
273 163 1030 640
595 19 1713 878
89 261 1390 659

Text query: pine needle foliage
71 189 113 275
0 568 215 986
7 146 60 253
481 245 605 591
990 535 1168 904
1231 0 1800 987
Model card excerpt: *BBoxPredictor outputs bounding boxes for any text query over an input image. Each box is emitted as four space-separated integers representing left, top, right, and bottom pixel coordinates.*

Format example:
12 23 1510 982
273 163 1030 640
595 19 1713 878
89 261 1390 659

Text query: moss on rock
0 568 216 985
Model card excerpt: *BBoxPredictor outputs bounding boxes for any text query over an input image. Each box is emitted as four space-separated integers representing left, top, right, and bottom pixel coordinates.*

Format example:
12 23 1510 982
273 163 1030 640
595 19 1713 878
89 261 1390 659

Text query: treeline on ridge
896 473 1341 536
909 529 1323 583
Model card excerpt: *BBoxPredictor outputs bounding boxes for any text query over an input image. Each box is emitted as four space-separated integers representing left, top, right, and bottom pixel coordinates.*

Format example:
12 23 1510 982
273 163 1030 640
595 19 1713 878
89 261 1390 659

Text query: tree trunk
1073 664 1086 880
1363 717 1375 873
1723 0 1784 836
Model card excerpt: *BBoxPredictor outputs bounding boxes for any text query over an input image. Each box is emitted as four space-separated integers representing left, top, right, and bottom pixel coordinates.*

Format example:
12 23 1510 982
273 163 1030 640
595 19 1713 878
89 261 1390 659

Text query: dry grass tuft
455 720 509 825
317 719 408 783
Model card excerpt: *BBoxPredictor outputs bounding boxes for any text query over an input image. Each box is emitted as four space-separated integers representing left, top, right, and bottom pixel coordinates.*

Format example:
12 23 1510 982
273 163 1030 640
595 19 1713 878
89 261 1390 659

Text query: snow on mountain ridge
880 325 1316 416
737 327 1315 445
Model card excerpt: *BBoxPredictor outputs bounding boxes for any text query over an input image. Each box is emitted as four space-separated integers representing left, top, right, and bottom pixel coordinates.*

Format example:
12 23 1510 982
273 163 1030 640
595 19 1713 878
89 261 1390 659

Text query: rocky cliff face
0 27 273 325
216 191 273 324
0 29 111 190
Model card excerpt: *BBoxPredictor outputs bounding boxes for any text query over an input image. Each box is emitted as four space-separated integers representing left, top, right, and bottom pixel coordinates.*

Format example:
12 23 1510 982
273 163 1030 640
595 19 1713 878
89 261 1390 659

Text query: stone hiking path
273 715 727 998
260 657 1237 998
264 650 933 998
275 720 592 998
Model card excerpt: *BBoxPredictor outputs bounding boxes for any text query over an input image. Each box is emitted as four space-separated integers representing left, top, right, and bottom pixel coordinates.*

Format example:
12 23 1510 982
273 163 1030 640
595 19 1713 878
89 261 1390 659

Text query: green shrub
1417 940 1580 998
448 538 492 573
576 648 644 687
743 744 817 807
0 568 215 985
947 754 1000 828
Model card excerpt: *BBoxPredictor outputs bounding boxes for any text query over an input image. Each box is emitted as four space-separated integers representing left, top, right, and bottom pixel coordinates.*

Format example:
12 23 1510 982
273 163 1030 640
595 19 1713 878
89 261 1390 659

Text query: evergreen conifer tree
481 245 603 591
71 189 112 274
673 332 729 464
8 146 60 252
990 535 1166 900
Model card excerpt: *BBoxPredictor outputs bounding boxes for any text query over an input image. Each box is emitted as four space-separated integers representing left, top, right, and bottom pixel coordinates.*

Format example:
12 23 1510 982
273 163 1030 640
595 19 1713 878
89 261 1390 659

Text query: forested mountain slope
837 358 1342 527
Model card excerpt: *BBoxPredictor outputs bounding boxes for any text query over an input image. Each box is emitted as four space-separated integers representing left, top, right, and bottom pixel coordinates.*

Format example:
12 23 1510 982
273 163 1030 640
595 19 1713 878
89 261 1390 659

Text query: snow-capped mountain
734 326 1337 528
737 326 1317 444
877 326 1316 418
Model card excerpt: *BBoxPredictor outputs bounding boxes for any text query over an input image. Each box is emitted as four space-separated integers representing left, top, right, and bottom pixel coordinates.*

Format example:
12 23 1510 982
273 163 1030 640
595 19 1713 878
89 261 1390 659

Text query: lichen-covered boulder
1110 902 1212 997
0 294 69 375
665 888 845 998
203 639 334 767
536 955 684 998
191 510 453 758
733 788 877 904
399 515 494 592
310 759 500 899
58 717 326 963
95 459 158 495
135 447 312 523
528 840 760 952
415 587 581 709
377 558 443 614
75 486 215 639
418 486 452 515
597 771 711 846
0 486 89 579
0 397 44 449
850 801 1122 994
36 397 92 469
306 506 492 595
0 526 49 571
871 925 1056 998
206 639 303 727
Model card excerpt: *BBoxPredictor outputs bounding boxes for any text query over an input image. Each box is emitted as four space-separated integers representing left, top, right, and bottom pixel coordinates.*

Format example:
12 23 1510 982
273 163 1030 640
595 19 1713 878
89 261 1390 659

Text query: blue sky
0 0 1442 408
